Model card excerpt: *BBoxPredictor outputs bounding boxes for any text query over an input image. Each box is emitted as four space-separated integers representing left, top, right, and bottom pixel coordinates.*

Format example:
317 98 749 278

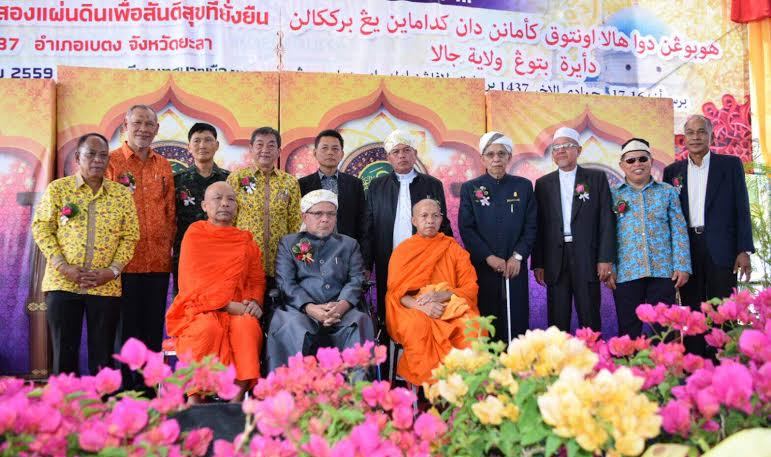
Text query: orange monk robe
386 233 480 385
166 220 265 381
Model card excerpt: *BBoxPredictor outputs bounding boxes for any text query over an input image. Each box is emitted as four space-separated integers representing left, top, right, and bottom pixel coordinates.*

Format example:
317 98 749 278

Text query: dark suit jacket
364 171 452 316
298 170 368 255
531 166 616 285
663 152 754 268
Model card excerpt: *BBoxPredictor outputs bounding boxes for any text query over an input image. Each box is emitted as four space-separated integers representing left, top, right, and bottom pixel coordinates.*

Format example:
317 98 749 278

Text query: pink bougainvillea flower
635 304 658 324
107 397 149 438
695 388 720 419
642 365 667 390
660 399 692 437
608 335 636 357
136 419 180 446
316 347 343 371
391 405 414 430
94 367 122 395
682 354 706 373
413 412 447 441
739 329 771 362
712 361 754 413
183 427 214 457
114 337 149 370
142 352 172 387
301 434 332 457
215 365 239 400
362 380 391 408
79 420 111 452
704 328 730 348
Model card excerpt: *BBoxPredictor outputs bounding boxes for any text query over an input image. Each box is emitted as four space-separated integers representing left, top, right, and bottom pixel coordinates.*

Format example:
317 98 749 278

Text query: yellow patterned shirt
227 166 301 277
32 174 140 296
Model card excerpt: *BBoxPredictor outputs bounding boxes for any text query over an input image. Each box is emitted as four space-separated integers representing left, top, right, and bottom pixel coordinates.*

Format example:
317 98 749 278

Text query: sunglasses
623 156 650 164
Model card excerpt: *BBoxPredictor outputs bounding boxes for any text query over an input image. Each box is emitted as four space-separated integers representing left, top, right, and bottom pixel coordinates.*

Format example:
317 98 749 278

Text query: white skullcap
301 189 338 213
552 127 581 144
621 139 651 155
383 129 416 154
479 131 513 154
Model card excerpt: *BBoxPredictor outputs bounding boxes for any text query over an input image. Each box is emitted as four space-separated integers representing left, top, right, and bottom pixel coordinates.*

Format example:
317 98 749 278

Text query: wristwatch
512 252 523 262
109 266 121 279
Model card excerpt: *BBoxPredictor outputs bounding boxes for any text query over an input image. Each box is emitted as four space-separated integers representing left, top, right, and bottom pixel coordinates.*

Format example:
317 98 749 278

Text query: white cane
505 277 512 343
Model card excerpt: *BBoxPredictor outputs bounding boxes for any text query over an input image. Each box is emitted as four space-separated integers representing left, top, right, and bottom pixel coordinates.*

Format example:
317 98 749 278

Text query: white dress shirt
687 152 710 227
558 167 577 236
392 169 417 249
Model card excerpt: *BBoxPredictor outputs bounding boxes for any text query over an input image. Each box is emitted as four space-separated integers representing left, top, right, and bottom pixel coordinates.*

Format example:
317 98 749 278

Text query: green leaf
520 424 549 446
566 439 580 457
545 434 562 457
97 447 129 457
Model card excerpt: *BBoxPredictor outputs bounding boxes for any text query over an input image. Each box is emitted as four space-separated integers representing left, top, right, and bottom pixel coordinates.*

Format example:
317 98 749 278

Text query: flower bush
0 337 229 457
212 341 448 457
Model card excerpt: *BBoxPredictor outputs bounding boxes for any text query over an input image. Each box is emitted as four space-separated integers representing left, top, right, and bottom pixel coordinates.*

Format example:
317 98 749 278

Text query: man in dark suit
532 127 615 332
663 115 754 352
365 129 452 341
298 130 368 256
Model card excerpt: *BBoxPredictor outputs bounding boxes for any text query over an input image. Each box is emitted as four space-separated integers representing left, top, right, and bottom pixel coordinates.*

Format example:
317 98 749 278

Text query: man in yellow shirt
227 127 301 287
32 133 140 375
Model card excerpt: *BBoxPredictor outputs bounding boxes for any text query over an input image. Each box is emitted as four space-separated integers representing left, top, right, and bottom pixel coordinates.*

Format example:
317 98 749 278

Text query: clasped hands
306 300 351 327
414 290 452 319
224 299 263 319
486 255 521 279
59 263 114 289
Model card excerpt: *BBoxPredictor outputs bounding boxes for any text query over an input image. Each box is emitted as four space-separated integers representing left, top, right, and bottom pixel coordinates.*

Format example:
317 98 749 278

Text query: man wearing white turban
459 132 537 342
531 127 615 332
266 189 375 373
363 129 451 375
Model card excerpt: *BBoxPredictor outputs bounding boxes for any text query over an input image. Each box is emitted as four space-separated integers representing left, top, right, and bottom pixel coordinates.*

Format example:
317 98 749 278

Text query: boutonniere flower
292 238 314 264
59 203 80 225
178 188 196 207
672 175 683 194
473 186 491 206
574 182 590 202
613 199 629 216
117 172 136 193
240 176 257 194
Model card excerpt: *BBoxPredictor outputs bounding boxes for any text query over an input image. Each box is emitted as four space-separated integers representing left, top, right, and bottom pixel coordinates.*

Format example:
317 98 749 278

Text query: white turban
383 129 416 154
621 139 651 155
479 131 513 154
301 189 338 213
552 127 581 145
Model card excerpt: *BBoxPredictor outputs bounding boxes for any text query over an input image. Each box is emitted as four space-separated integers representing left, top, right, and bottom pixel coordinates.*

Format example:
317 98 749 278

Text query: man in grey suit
266 189 376 372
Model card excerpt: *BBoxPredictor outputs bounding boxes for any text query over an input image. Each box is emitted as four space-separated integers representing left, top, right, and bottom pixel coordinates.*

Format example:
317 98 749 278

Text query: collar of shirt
120 141 158 161
318 169 339 180
191 163 225 178
618 177 656 192
75 173 108 196
254 166 279 177
395 169 417 182
688 151 711 170
558 167 577 179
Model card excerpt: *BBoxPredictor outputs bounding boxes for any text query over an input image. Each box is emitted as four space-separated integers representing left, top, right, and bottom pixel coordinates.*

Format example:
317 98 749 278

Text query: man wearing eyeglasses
606 138 691 337
532 127 615 332
663 115 754 354
267 189 374 373
227 127 302 290
364 130 452 334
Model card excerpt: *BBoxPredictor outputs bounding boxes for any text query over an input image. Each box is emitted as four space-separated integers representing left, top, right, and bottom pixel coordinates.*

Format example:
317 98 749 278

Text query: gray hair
125 104 158 122
684 115 713 140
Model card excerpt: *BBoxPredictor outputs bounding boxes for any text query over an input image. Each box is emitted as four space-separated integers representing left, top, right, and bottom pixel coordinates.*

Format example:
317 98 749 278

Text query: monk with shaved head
385 198 480 385
165 181 265 401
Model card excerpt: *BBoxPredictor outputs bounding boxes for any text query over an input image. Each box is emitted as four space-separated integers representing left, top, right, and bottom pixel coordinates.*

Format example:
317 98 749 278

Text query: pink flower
683 311 708 335
651 342 685 367
94 367 122 395
703 420 720 432
115 337 149 370
739 329 770 362
151 383 185 414
755 362 771 401
138 419 180 446
717 300 739 321
342 341 376 368
474 190 483 198
635 304 658 323
672 177 681 187
704 328 730 348
107 397 149 438
213 439 237 457
414 412 447 441
682 354 706 373
61 206 72 216
183 428 214 457
712 361 754 413
142 352 172 387
374 345 387 364
300 242 311 252
608 335 636 357
240 177 249 186
255 390 297 436
301 434 332 457
695 388 720 419
348 421 380 454
660 400 692 437
79 420 110 452
575 327 601 346
633 336 651 351
642 365 667 389
180 191 188 200
362 381 391 408
215 365 239 400
316 347 343 371
575 184 585 193
392 406 414 430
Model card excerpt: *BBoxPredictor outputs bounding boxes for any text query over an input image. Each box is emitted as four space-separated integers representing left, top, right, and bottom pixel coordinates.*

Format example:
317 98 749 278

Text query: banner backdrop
0 0 755 161
0 79 55 375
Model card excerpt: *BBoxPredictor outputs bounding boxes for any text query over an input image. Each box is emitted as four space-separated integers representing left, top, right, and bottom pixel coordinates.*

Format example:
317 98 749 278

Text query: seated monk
165 181 265 402
267 189 375 373
386 198 480 385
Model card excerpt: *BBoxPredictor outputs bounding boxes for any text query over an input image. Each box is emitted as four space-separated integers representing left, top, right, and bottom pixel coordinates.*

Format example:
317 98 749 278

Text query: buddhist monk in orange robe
386 198 480 385
166 181 265 402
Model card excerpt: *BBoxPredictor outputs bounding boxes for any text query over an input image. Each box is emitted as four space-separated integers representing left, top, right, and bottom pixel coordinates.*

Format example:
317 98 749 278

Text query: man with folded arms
165 181 265 402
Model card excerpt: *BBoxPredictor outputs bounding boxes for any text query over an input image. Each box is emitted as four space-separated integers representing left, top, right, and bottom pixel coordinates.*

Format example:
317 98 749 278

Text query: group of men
32 104 754 394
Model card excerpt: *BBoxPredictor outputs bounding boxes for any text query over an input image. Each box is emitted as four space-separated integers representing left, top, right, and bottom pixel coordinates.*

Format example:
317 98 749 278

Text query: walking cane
504 276 512 343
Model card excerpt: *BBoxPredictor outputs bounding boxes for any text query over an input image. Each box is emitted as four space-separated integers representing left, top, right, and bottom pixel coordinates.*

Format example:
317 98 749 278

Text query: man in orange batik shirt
107 104 176 391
